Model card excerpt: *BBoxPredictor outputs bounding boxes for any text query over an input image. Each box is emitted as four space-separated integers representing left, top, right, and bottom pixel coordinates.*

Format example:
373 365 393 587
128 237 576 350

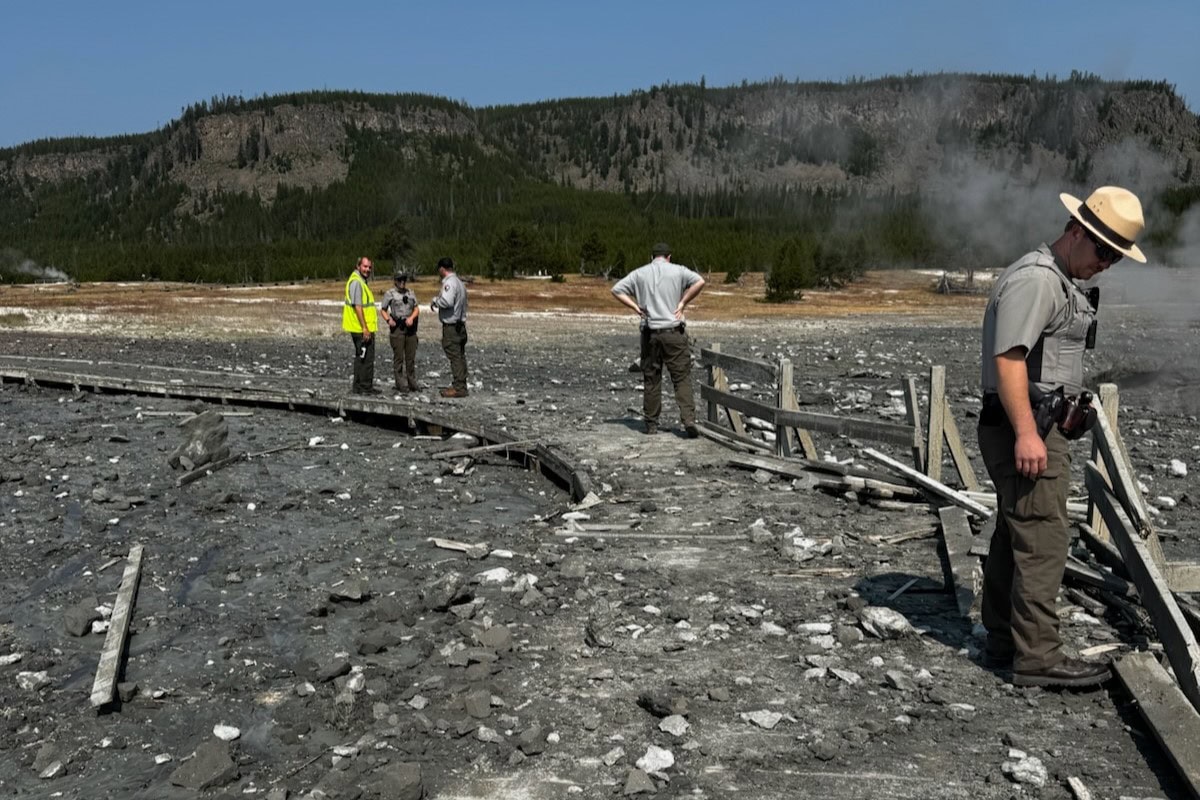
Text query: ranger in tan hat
977 186 1145 688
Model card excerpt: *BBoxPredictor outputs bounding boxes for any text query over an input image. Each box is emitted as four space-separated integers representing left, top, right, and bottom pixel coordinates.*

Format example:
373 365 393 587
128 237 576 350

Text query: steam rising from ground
0 249 71 282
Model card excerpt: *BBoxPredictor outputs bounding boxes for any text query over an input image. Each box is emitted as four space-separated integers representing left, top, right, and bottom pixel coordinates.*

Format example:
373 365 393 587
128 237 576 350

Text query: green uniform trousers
643 327 696 427
350 332 375 393
389 328 419 389
978 423 1071 672
441 322 468 392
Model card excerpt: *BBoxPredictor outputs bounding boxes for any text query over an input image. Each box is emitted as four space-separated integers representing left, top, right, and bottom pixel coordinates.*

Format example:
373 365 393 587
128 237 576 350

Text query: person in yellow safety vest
343 256 380 394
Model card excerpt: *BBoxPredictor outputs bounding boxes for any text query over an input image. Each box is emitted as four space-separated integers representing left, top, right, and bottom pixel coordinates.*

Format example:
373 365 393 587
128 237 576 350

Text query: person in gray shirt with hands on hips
612 242 706 437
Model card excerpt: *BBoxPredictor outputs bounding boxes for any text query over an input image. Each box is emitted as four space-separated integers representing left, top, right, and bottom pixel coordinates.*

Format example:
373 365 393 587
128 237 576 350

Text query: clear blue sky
2 0 1197 148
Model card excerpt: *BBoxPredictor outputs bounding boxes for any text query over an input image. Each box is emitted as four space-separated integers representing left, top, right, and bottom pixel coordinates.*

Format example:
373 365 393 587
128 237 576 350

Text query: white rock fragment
1002 754 1048 788
476 567 513 585
796 622 832 634
1170 459 1188 477
154 753 173 764
741 710 783 730
0 652 24 666
803 667 828 681
17 671 50 691
636 745 675 773
858 606 915 639
1155 495 1177 509
602 747 625 766
759 621 788 637
213 724 241 741
659 715 690 737
830 668 862 685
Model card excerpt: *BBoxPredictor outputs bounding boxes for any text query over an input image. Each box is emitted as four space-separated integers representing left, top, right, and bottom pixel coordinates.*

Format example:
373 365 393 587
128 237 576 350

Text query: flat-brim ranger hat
1059 185 1146 263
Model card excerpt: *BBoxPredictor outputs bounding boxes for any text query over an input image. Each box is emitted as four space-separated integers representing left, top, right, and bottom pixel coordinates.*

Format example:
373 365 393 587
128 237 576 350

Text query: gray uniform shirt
612 258 703 330
432 273 468 324
380 287 418 325
981 244 1096 396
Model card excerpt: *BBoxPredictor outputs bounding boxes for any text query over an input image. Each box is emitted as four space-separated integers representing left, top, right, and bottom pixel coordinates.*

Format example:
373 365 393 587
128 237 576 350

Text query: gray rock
420 572 467 611
623 768 658 795
809 739 838 761
584 599 616 648
464 688 492 719
358 627 401 655
169 740 239 790
117 681 139 702
313 656 352 683
371 761 424 800
168 410 230 471
476 625 513 652
884 671 915 692
32 743 59 774
63 596 101 637
330 577 368 602
518 724 545 755
707 687 731 702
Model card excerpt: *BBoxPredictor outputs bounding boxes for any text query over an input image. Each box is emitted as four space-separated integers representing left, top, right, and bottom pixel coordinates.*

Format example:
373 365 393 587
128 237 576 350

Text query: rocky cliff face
2 75 1196 207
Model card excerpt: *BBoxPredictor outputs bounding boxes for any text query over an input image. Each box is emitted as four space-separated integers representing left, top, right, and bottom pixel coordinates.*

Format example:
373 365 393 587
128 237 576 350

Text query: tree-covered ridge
1 73 1197 288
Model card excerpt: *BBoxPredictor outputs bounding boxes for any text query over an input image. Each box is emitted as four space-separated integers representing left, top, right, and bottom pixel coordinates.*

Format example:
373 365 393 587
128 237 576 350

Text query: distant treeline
1 72 1196 296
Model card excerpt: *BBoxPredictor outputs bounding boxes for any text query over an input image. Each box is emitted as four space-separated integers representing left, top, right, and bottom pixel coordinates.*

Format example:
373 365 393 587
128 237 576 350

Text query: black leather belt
650 325 685 334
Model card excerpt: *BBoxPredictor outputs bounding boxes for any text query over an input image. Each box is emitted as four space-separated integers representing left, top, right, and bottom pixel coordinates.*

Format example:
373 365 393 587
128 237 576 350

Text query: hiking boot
980 650 1013 670
644 421 658 435
354 386 381 395
684 423 700 439
393 384 409 393
408 380 422 391
1012 658 1111 689
440 387 469 398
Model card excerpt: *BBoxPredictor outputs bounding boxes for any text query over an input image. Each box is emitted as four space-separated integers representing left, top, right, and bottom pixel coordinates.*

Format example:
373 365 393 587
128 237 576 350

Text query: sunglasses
1082 227 1122 264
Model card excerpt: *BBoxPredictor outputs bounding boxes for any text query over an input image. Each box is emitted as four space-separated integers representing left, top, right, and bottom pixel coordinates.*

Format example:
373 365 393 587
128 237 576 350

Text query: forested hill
2 73 1198 285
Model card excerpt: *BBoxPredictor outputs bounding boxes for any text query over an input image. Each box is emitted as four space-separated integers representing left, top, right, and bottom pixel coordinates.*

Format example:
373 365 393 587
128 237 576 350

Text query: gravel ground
0 294 1197 799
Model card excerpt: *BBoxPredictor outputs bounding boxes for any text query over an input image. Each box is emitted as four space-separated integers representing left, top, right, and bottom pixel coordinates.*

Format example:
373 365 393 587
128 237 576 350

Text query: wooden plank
1169 562 1200 594
776 406 918 448
1113 651 1200 798
90 544 145 708
941 400 980 491
176 451 247 488
705 343 722 426
728 453 814 482
782 378 819 460
555 530 745 541
431 439 540 459
706 344 747 436
938 506 979 618
695 420 773 453
1087 461 1200 712
775 359 793 459
1063 557 1137 598
700 386 917 448
901 377 926 474
926 366 946 482
1088 383 1119 544
1091 395 1153 538
861 447 993 519
698 347 779 383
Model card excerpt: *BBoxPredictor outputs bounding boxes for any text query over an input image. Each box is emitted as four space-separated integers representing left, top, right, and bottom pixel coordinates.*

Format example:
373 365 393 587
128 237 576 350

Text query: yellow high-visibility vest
342 271 377 333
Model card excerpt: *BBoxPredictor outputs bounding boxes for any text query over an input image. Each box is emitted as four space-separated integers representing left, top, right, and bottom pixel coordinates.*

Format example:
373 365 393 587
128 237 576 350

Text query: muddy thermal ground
0 285 1198 799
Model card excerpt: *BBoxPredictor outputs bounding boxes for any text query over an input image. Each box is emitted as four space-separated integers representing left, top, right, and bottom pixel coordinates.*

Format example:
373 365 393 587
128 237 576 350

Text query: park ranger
977 186 1146 689
380 270 421 392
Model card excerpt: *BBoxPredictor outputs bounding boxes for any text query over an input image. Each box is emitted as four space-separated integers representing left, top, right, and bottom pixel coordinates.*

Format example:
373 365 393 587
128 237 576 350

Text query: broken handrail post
1086 461 1200 713
861 447 992 519
90 544 145 709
